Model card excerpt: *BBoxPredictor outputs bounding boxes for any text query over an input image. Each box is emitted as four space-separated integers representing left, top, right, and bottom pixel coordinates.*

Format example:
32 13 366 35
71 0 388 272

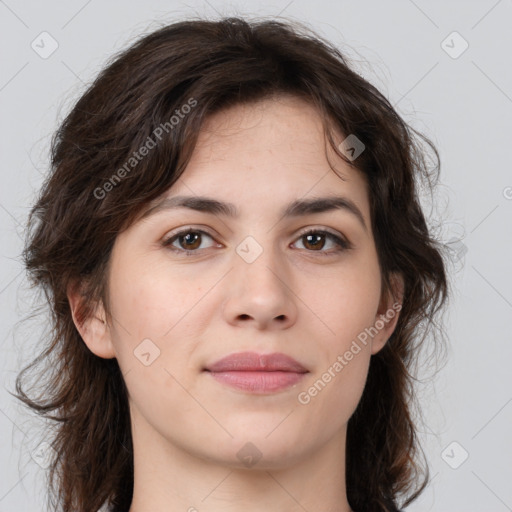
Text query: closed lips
203 352 309 393
204 351 308 373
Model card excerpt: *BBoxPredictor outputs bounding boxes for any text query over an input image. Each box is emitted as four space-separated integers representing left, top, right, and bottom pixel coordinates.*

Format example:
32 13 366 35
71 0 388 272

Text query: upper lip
204 351 308 373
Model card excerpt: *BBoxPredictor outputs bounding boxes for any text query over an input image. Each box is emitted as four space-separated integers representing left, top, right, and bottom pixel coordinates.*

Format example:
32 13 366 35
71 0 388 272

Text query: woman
14 16 449 512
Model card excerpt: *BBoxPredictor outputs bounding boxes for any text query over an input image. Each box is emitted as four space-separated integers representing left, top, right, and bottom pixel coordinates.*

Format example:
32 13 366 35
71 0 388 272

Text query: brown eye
162 227 351 256
302 232 327 250
162 229 217 253
293 229 352 255
178 232 202 250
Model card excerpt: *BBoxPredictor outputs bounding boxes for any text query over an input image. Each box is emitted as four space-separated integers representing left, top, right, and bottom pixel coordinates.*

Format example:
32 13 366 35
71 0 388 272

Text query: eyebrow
141 194 368 232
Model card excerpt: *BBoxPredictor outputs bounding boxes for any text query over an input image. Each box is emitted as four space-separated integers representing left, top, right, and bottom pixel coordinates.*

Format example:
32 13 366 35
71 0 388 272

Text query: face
75 95 401 470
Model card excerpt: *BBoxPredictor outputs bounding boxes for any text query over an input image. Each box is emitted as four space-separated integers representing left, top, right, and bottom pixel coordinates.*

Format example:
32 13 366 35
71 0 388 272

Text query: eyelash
161 227 353 257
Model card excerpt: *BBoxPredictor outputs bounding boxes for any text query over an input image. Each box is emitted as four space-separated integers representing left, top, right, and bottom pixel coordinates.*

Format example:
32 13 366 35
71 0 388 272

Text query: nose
221 243 298 331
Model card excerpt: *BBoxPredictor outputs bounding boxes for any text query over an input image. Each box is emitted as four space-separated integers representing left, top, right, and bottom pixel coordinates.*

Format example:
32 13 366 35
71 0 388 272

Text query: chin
214 428 312 469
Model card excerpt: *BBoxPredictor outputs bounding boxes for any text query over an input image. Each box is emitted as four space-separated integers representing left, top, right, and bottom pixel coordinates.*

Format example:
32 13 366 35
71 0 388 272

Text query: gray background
1 0 511 511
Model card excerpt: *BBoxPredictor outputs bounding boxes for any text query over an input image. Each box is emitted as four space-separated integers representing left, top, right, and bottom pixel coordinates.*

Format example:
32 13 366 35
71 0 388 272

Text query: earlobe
370 272 404 355
67 280 116 359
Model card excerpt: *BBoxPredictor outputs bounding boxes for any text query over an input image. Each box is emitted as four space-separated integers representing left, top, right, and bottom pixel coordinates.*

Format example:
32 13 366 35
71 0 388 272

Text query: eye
292 229 352 255
161 227 352 256
162 228 220 254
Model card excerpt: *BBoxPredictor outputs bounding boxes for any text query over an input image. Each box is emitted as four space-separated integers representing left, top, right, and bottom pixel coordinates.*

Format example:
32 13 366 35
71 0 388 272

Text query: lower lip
206 371 307 393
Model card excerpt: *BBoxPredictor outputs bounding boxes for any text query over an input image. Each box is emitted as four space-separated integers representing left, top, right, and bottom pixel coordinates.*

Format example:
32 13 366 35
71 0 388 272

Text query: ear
67 279 116 359
370 272 404 355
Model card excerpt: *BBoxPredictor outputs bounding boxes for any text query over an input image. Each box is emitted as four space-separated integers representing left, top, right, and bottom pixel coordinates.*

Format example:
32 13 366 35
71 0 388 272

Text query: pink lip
204 351 309 393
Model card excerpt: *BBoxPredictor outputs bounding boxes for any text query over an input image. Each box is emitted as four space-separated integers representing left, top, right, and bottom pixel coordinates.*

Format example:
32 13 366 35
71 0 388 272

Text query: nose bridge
221 231 297 328
234 232 287 289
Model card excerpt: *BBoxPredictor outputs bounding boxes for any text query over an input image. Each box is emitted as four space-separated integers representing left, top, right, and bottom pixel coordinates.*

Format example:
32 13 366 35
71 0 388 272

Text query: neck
128 410 353 512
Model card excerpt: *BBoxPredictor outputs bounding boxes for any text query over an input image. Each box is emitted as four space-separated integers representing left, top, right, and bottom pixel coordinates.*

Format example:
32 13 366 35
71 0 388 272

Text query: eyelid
293 226 353 252
295 225 349 242
161 225 353 254
161 225 220 249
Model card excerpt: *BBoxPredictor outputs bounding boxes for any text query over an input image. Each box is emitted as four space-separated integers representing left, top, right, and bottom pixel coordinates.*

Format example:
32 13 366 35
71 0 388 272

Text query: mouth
203 351 309 394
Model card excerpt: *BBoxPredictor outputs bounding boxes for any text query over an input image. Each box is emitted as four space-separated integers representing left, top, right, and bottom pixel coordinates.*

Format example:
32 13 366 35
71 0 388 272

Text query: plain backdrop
1 1 511 511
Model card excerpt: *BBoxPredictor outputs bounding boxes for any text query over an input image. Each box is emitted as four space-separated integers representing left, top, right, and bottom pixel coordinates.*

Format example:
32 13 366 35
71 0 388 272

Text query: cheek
107 260 202 417
292 254 380 416
107 255 214 386
109 257 201 338
306 256 382 348
295 337 371 445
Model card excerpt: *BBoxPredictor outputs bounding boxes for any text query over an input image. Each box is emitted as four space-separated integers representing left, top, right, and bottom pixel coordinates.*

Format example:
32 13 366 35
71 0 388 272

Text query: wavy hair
12 16 449 512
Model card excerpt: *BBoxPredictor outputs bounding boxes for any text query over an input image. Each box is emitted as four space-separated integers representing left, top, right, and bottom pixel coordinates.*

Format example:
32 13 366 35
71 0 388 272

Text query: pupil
182 232 200 249
178 232 326 251
306 234 324 249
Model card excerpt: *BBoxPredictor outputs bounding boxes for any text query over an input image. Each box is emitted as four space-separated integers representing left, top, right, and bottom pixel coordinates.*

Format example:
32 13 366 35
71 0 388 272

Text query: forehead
153 95 370 222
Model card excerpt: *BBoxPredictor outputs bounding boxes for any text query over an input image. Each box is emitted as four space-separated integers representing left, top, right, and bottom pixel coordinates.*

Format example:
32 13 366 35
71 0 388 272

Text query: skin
69 95 403 512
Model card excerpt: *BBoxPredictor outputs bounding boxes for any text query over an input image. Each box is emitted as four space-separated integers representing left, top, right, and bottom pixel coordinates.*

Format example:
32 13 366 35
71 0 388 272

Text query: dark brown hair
12 16 449 512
